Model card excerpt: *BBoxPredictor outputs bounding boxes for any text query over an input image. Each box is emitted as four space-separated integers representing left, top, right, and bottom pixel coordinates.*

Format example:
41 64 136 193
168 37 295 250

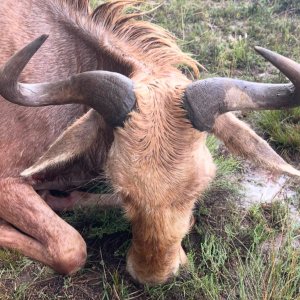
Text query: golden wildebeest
0 0 299 284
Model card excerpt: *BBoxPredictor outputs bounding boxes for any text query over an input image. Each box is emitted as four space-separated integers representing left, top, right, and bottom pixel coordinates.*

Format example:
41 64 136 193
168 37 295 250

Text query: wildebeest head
1 1 300 284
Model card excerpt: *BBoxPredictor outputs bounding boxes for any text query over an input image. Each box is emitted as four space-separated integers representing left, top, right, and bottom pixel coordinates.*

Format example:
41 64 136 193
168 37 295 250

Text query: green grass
1 0 300 299
251 108 300 156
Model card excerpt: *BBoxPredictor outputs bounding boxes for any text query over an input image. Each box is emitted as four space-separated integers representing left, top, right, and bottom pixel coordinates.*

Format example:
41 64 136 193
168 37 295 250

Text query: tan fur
107 77 216 283
0 0 297 285
21 109 102 177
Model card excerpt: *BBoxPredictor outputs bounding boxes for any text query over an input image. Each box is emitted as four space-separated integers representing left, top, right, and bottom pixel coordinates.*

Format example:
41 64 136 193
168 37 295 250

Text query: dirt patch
238 163 300 224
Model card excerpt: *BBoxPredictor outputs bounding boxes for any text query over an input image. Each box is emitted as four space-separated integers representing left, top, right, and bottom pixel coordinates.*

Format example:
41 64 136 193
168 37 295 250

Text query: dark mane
53 0 199 78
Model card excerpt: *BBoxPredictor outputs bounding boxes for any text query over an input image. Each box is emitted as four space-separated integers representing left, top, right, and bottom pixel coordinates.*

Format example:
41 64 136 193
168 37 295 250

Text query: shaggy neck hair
50 0 199 77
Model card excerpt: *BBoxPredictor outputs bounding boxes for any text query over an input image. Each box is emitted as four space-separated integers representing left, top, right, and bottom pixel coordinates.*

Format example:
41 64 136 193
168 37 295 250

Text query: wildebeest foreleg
0 178 87 274
213 112 300 176
39 190 123 211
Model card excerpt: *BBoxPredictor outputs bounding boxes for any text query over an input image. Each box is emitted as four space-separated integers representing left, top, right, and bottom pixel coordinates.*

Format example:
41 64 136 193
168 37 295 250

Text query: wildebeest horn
184 48 300 131
0 35 136 127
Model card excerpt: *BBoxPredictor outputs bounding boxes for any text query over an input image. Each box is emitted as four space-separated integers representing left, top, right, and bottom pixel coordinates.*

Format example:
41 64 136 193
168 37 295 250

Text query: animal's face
106 77 216 283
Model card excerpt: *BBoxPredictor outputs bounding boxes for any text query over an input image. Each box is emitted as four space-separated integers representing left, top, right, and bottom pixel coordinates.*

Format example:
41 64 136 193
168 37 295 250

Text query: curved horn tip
31 34 49 50
0 34 50 79
254 46 265 52
254 45 263 53
254 46 274 59
37 34 49 43
21 35 49 58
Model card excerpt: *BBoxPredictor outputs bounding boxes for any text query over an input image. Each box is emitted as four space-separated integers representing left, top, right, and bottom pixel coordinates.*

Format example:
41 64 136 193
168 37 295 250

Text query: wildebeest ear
213 113 300 177
21 109 103 178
